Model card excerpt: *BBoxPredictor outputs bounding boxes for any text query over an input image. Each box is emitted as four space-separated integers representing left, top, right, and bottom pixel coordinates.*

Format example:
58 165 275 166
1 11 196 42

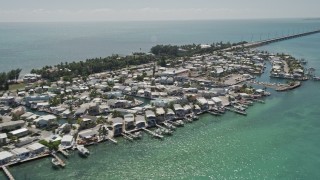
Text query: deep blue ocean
1 19 320 179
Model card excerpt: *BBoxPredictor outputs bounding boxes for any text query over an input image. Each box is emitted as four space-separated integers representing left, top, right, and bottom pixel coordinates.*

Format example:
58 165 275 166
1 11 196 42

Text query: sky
0 0 319 22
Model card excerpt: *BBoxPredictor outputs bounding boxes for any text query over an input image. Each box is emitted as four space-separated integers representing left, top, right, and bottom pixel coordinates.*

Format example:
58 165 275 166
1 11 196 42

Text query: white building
0 151 14 165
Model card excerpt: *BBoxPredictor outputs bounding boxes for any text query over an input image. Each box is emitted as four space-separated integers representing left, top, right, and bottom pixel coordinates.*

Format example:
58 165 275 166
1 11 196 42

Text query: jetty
142 128 164 139
2 166 15 180
51 153 66 167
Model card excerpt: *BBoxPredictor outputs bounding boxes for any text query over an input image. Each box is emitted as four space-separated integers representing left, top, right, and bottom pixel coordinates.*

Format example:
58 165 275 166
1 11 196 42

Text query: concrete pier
2 166 14 180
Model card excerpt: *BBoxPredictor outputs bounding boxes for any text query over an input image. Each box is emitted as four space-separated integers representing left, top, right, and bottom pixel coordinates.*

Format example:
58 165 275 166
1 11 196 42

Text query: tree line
29 41 247 82
0 69 22 91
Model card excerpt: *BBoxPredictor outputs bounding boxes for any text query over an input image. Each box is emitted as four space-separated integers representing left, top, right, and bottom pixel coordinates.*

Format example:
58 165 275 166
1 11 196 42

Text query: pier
142 128 164 139
227 29 320 50
2 166 14 180
51 153 66 167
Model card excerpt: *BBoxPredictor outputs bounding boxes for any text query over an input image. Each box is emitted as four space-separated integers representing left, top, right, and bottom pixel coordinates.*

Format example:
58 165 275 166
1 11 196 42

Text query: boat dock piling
51 153 66 167
143 128 164 139
121 133 134 142
2 166 15 180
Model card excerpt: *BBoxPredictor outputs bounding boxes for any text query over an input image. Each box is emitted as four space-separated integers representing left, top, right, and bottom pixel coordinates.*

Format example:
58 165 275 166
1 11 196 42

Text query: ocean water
0 19 320 74
1 19 320 179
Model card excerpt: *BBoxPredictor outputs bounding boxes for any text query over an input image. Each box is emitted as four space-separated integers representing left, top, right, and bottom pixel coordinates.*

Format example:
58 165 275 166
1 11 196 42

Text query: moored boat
77 145 90 157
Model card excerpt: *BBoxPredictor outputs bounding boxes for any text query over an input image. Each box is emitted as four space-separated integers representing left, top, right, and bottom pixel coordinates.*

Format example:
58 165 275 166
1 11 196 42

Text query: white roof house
34 115 57 127
60 135 74 148
9 128 29 137
27 142 46 154
0 151 14 165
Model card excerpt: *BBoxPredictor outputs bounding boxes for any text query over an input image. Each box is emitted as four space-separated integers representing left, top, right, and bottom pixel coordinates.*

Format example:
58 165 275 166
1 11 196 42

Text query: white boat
51 158 60 167
77 145 90 157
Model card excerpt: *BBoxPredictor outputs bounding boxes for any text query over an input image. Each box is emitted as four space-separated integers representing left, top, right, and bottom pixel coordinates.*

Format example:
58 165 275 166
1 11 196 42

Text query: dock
51 153 66 167
107 137 118 144
58 148 70 157
2 166 14 180
225 107 247 116
142 128 164 139
248 81 301 92
121 133 134 142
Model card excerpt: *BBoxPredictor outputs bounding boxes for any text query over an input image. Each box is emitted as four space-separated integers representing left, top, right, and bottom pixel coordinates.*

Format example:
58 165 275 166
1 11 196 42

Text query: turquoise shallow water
1 20 320 179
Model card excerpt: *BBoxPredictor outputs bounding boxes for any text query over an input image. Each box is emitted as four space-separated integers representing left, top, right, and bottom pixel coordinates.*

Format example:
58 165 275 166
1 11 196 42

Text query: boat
192 115 199 121
77 145 90 157
161 128 173 136
134 131 143 139
51 158 60 167
175 120 184 127
163 122 177 130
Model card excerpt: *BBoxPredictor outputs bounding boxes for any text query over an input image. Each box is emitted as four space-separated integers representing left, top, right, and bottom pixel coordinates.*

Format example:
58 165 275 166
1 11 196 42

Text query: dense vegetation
0 69 22 91
24 41 247 82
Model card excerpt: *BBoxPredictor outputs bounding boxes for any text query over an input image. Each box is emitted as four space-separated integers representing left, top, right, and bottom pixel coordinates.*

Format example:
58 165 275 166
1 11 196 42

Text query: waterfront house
173 104 185 118
33 115 57 127
0 151 14 165
183 105 192 114
0 133 7 146
78 129 98 142
212 97 223 107
196 97 209 110
8 128 29 138
27 142 46 154
0 120 25 131
145 110 156 127
135 115 146 129
11 147 30 160
155 108 165 123
111 117 124 136
166 109 176 121
124 114 135 131
60 135 74 149
194 105 201 114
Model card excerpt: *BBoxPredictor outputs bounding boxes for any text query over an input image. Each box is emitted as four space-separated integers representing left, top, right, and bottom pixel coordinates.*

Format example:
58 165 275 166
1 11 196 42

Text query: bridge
226 29 320 50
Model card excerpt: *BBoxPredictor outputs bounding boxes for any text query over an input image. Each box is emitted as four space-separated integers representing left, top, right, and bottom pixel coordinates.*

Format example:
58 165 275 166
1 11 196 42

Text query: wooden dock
143 128 164 139
51 153 66 167
58 148 70 157
107 137 118 144
2 166 14 180
121 133 134 142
